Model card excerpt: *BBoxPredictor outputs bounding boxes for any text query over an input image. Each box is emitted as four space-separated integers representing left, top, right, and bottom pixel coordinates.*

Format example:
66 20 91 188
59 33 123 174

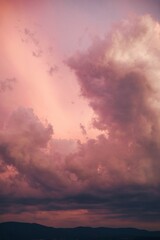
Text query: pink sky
0 0 160 231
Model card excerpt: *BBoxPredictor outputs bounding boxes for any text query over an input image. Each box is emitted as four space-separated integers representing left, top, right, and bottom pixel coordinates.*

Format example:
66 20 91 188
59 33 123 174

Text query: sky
0 0 160 231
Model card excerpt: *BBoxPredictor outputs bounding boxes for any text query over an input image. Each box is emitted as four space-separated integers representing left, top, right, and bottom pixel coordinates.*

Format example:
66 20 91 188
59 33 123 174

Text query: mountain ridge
0 221 160 240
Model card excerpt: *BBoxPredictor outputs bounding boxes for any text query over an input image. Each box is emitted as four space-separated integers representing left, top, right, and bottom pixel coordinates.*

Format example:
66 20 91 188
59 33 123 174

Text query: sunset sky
0 0 160 231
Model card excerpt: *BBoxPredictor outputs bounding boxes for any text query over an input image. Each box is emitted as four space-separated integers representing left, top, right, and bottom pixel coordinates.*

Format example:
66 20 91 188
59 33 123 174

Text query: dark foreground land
0 222 160 240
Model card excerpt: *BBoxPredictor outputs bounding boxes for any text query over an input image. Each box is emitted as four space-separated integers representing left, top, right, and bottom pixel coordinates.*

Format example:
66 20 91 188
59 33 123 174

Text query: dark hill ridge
0 222 160 240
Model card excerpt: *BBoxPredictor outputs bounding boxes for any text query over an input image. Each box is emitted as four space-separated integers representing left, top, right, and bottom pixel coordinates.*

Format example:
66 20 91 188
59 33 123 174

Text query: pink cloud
1 14 160 229
68 15 160 187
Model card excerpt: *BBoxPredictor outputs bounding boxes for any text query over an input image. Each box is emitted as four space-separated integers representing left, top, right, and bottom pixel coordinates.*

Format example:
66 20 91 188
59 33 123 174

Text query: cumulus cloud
68 15 160 182
66 15 160 221
1 15 160 227
68 16 160 130
0 107 64 198
0 107 79 211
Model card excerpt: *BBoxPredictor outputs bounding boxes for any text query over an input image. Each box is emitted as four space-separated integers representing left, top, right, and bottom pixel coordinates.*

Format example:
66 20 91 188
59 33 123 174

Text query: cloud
68 15 160 183
0 78 16 92
66 15 160 222
0 107 78 210
0 107 63 196
1 15 160 228
80 123 87 136
68 15 160 132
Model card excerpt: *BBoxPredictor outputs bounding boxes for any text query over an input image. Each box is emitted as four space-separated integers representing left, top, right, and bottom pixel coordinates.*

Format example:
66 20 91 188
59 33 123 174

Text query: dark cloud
0 108 63 194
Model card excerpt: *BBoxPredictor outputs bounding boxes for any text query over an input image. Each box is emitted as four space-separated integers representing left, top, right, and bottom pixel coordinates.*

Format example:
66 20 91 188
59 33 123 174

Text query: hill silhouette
0 222 160 240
